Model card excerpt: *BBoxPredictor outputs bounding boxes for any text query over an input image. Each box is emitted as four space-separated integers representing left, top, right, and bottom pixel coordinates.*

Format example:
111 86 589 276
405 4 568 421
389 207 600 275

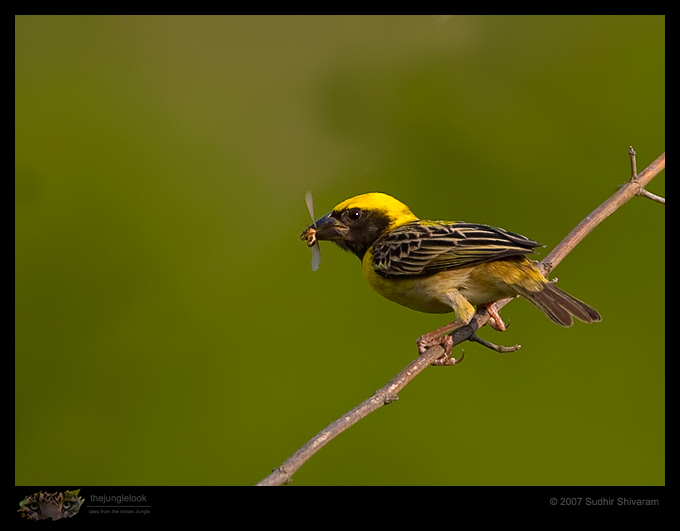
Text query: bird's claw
416 334 463 366
483 302 507 331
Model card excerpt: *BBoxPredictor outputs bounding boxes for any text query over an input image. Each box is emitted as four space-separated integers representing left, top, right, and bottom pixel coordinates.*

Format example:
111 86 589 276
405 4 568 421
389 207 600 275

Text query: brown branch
492 149 665 321
256 148 665 486
256 341 448 486
539 148 665 277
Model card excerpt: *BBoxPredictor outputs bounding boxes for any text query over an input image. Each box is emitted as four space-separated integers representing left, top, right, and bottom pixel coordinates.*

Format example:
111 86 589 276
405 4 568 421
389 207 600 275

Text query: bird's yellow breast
362 258 456 313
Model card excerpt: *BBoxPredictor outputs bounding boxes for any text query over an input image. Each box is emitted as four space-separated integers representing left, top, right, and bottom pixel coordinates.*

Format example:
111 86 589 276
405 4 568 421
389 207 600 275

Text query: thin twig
256 148 665 486
629 146 638 179
637 188 665 204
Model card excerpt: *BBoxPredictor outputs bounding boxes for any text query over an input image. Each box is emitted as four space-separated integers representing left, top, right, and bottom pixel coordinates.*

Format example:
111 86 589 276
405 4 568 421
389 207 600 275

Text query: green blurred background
16 15 664 486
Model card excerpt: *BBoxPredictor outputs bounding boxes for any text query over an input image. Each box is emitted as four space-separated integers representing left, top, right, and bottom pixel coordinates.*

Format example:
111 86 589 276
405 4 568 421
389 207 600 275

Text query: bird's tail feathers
517 282 601 327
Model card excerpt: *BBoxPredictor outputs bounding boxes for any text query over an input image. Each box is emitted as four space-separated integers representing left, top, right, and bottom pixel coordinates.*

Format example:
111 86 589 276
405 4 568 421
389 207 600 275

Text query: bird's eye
345 208 363 222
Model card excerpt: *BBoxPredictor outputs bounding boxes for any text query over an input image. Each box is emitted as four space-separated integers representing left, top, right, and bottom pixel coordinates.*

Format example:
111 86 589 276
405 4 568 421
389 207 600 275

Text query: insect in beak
301 191 321 271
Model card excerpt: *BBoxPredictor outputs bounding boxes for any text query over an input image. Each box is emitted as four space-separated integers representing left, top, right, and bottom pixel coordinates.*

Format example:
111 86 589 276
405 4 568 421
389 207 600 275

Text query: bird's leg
482 302 507 331
416 290 474 365
417 302 507 365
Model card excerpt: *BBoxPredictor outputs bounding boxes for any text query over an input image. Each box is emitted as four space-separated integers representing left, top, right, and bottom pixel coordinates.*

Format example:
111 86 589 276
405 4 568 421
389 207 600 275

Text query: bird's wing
371 221 542 278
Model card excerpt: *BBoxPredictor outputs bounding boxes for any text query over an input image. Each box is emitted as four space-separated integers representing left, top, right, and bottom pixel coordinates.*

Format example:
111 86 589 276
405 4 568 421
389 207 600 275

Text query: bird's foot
416 327 464 366
483 302 507 331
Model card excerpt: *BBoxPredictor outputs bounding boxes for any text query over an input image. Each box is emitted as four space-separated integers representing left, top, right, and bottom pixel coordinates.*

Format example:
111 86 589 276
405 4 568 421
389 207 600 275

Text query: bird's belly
364 265 513 314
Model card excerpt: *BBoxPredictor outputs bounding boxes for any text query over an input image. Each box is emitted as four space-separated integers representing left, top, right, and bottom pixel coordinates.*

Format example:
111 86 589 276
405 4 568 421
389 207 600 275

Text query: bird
300 192 601 365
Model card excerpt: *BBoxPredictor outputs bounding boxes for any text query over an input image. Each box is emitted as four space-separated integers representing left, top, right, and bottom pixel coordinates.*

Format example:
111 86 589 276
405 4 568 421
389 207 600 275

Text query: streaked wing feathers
371 222 542 277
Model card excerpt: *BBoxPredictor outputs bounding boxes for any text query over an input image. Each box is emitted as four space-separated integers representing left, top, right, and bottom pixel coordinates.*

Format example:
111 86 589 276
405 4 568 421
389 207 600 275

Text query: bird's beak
312 212 348 241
